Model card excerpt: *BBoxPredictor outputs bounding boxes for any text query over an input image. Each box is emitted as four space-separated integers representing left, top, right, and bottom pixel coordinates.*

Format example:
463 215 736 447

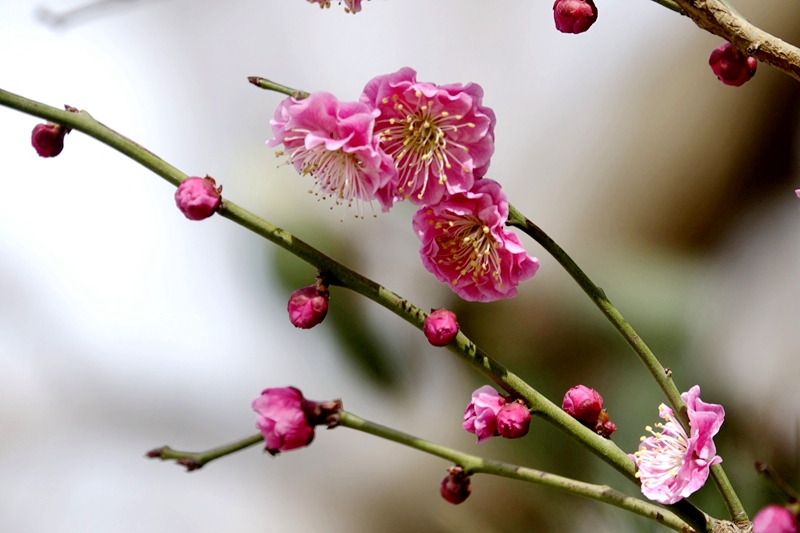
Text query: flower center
378 92 474 200
429 210 502 287
634 405 689 488
279 129 372 219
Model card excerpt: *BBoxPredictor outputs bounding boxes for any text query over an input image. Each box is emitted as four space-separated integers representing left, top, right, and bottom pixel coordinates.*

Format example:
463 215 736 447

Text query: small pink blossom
361 67 496 206
462 385 505 443
252 387 316 455
497 400 531 439
174 176 221 220
631 386 724 504
31 123 68 158
268 91 396 214
288 284 329 329
709 42 757 87
423 308 459 346
753 505 798 533
553 0 598 34
440 466 471 504
412 179 539 302
562 385 604 424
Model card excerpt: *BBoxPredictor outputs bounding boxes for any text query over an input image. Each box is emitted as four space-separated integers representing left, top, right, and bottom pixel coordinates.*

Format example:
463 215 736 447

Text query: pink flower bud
709 42 757 87
562 385 604 424
440 466 471 505
553 0 597 34
497 400 531 439
423 308 459 346
754 505 798 533
252 387 315 455
288 284 329 329
795 189 799 198
594 409 617 438
174 176 221 220
31 123 68 158
463 385 505 443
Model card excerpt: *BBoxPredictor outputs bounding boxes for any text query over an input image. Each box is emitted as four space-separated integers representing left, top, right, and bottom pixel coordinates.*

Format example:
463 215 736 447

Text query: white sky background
0 0 798 531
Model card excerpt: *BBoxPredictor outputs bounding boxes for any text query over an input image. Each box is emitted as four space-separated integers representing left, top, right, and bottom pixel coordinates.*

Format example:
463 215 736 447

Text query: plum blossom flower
31 123 68 158
412 179 539 302
268 91 396 215
562 385 604 424
361 67 496 206
753 505 798 533
462 385 505 443
553 0 598 34
631 386 724 504
174 176 221 220
423 308 459 346
709 42 757 87
440 466 471 504
288 284 329 329
496 401 531 439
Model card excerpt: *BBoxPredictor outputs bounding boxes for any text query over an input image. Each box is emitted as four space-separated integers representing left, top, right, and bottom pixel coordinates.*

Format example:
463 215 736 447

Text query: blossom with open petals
268 91 396 215
631 386 724 504
412 179 539 302
361 67 496 206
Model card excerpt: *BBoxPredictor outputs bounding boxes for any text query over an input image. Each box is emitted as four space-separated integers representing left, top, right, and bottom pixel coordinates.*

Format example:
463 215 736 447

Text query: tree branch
146 433 265 471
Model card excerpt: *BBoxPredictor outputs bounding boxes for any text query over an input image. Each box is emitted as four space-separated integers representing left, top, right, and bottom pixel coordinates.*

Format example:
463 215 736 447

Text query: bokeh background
1 0 799 531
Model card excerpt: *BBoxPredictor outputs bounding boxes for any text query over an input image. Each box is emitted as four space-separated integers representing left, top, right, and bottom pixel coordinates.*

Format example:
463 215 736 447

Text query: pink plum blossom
462 385 505 443
423 308 459 346
562 385 604 424
496 401 531 439
553 0 598 34
268 91 396 214
174 176 221 220
252 387 316 455
412 179 539 302
709 42 757 87
360 67 496 206
631 385 724 504
753 505 798 533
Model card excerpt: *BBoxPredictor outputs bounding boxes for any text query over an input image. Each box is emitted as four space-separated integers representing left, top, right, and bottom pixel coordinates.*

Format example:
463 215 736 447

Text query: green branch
505 206 745 524
147 433 265 471
340 411 695 533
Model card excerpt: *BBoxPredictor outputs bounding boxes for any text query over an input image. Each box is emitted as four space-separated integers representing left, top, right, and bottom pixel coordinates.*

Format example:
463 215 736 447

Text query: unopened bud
562 385 604 424
594 409 617 438
553 0 597 34
31 123 68 158
288 282 329 329
753 505 798 533
423 308 459 346
174 176 221 220
709 42 757 87
496 400 531 439
440 466 471 505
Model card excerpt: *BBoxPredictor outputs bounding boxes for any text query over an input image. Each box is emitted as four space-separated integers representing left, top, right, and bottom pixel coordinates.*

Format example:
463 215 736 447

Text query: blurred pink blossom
753 505 798 533
361 67 496 206
631 386 724 504
412 179 539 302
252 387 316 455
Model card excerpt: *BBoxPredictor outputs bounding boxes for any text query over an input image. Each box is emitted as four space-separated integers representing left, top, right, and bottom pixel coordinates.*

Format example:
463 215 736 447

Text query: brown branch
674 0 800 82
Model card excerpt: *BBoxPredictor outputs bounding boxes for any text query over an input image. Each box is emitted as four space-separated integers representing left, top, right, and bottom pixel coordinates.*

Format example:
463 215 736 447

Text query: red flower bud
553 0 597 34
709 42 757 87
423 308 459 346
288 283 329 329
562 385 604 424
31 123 68 158
594 409 617 438
497 400 531 439
174 176 221 220
440 466 471 505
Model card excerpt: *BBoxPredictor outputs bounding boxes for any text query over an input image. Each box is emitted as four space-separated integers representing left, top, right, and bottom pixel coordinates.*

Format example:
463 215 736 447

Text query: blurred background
1 0 799 531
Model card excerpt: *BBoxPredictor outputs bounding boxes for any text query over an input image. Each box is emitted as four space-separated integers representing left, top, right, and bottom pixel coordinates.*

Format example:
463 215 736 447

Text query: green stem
340 411 694 533
0 87 709 531
248 76 310 99
505 206 746 524
147 433 265 470
649 0 687 15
